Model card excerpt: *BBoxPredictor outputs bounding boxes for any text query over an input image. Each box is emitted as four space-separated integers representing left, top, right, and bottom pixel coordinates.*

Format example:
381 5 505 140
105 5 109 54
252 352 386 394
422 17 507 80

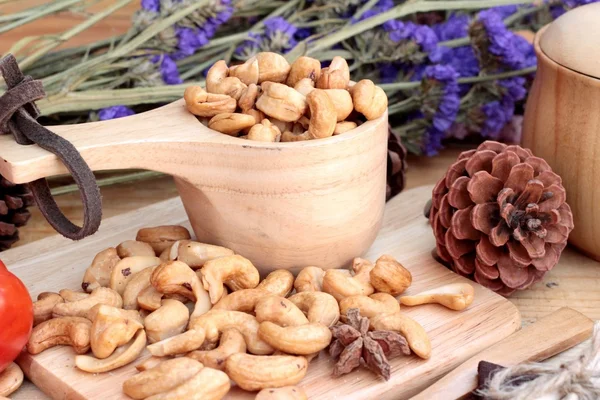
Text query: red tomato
0 260 33 372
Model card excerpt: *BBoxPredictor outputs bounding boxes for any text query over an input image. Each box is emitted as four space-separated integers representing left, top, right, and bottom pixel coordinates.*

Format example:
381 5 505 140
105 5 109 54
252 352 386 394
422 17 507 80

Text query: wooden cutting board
2 185 521 400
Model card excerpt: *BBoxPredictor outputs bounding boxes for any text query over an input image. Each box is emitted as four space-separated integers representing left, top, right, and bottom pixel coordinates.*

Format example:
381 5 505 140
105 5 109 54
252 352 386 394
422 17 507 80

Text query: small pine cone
429 141 573 296
387 127 408 201
0 174 33 251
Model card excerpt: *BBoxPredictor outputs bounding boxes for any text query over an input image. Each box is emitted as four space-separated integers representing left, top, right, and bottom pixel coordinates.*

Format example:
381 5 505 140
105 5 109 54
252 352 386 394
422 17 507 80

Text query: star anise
329 308 410 380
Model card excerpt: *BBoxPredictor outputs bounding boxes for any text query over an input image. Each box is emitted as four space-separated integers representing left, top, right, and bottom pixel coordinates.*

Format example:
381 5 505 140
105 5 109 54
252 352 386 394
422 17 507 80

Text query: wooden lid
540 2 600 78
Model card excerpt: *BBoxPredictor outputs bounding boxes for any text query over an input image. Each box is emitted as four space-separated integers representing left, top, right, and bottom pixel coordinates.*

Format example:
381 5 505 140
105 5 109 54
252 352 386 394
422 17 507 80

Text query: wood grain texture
523 25 600 261
411 307 594 400
2 185 521 400
0 101 389 272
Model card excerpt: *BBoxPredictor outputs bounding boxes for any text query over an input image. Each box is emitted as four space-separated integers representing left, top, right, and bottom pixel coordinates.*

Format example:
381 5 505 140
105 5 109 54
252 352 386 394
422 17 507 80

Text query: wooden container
0 100 388 273
522 3 600 260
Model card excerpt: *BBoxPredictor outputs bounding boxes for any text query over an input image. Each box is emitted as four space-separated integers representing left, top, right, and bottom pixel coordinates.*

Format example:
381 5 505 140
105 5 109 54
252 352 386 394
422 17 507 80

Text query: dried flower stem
0 0 83 34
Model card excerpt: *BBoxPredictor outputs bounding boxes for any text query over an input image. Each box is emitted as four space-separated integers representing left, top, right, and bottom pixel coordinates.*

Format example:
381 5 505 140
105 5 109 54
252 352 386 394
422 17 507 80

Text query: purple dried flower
141 0 159 12
499 77 527 102
379 63 399 83
152 55 182 85
98 105 135 121
354 0 394 22
433 14 469 41
236 17 299 56
481 101 506 138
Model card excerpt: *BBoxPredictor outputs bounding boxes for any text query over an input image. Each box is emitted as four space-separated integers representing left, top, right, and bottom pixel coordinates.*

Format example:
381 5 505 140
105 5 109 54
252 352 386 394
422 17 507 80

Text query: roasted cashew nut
135 356 167 372
306 89 337 139
136 225 191 255
117 240 156 258
212 288 268 312
258 321 332 355
147 366 231 400
339 293 400 320
281 130 311 142
109 256 162 295
90 304 144 359
350 79 388 120
137 285 163 311
167 240 235 269
206 60 229 92
27 316 91 355
316 56 350 89
124 358 204 399
82 247 120 292
256 82 307 122
123 266 155 310
256 269 295 297
208 113 256 136
230 56 259 85
293 266 325 292
200 255 260 304
287 56 321 87
256 386 308 400
370 254 412 296
226 353 308 391
147 329 206 356
255 296 309 327
0 363 23 397
33 292 63 326
324 89 353 122
369 312 431 359
287 291 340 327
256 52 291 83
400 282 475 311
248 119 282 142
187 328 246 370
293 78 315 97
334 121 358 135
75 329 146 373
322 259 375 301
189 309 273 355
52 287 122 318
145 299 190 344
184 86 237 117
59 289 90 302
151 261 206 302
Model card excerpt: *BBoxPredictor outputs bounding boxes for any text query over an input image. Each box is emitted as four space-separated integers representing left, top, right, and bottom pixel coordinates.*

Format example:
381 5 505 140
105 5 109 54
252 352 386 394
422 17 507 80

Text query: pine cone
0 174 33 251
429 141 573 296
387 127 408 201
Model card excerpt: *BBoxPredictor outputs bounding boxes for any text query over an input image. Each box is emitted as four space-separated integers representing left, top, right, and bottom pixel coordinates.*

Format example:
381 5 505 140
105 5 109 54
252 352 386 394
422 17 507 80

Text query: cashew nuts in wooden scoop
256 269 295 297
400 282 475 311
200 255 260 304
226 353 308 391
0 363 23 397
27 316 92 355
52 287 122 318
256 386 308 400
287 291 340 327
369 312 431 359
187 328 246 370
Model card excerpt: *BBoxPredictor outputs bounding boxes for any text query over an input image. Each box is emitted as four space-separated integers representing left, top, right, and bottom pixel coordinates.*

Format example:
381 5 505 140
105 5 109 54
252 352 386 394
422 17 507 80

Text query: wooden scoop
0 100 389 272
411 307 594 400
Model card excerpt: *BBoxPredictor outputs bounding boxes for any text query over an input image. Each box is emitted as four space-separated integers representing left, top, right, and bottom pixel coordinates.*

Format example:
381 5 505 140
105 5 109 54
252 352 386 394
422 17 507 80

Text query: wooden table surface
2 2 599 399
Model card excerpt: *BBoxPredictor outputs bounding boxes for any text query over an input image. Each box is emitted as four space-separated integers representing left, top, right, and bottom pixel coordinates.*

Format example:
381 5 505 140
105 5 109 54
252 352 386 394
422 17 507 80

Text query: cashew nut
208 113 256 136
230 56 259 85
399 282 475 311
124 358 204 399
187 328 246 370
33 292 63 326
287 291 340 327
136 225 191 255
370 254 412 296
147 329 206 356
339 293 400 320
281 130 311 142
81 247 120 292
287 56 321 87
334 121 357 135
151 261 205 302
138 285 163 311
53 287 122 318
136 356 167 372
255 296 308 327
269 118 293 134
212 288 267 312
123 266 155 310
0 363 23 398
369 312 431 359
306 89 337 139
75 329 146 373
239 83 260 112
256 386 308 400
89 304 144 359
316 56 349 89
226 353 308 391
324 89 353 122
243 108 266 128
293 266 325 292
206 60 247 100
201 255 260 304
256 52 291 83
293 78 315 97
59 289 90 302
248 119 282 142
257 269 294 297
147 366 231 400
350 79 388 120
189 309 273 355
27 316 91 355
117 240 156 258
109 256 161 295
145 299 190 344
184 85 237 117
322 259 375 301
86 303 142 323
256 82 307 122
258 322 331 355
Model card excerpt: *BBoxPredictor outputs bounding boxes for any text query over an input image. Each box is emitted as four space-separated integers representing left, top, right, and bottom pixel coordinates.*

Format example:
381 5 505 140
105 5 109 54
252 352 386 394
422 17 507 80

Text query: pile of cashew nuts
19 224 476 400
183 52 388 142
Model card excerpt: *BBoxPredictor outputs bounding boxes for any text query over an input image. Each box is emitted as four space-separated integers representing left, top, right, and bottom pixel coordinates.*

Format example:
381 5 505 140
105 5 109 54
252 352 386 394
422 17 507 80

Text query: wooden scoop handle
0 99 233 184
411 307 594 400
